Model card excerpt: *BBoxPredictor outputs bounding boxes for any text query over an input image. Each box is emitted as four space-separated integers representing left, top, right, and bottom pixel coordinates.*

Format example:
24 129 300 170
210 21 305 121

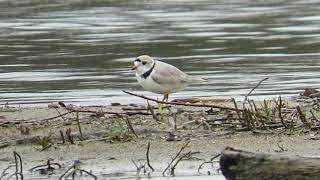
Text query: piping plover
132 55 192 101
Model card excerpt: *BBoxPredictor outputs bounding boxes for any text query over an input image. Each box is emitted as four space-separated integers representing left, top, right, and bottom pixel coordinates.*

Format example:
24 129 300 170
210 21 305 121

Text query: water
1 0 320 106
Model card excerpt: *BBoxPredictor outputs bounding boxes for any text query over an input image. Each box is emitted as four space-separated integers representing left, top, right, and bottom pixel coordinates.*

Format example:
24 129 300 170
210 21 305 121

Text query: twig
54 108 67 121
296 106 311 129
0 165 15 179
243 77 269 105
275 142 288 152
59 161 97 180
59 130 65 144
68 108 151 117
147 102 160 121
162 140 191 176
172 112 178 130
242 108 253 130
197 153 221 174
122 105 170 111
170 151 200 176
132 160 146 180
278 96 288 128
231 98 242 122
40 144 52 152
1 111 73 126
146 142 155 172
15 151 23 180
79 169 97 180
8 151 23 180
65 128 74 144
40 111 72 122
123 91 243 112
201 120 212 131
75 111 84 141
0 104 155 127
251 101 265 128
310 110 320 122
58 165 74 179
29 159 62 173
124 116 138 138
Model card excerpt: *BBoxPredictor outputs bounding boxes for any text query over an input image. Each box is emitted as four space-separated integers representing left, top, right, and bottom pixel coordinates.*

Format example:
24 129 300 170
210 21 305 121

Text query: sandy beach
0 96 320 179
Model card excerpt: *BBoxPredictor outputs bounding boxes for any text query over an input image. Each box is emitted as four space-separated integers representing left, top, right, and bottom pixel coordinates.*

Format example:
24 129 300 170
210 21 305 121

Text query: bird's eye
142 61 147 65
134 58 141 62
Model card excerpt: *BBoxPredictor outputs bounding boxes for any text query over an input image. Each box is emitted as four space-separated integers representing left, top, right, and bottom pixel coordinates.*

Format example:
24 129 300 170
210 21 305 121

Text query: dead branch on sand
58 101 151 117
123 90 243 112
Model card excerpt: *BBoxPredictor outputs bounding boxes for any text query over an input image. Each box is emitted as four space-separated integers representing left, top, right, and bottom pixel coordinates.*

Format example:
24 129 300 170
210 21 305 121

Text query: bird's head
132 55 155 75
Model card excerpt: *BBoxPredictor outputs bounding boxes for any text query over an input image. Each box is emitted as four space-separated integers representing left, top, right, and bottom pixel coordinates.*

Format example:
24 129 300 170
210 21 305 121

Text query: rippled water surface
1 0 320 105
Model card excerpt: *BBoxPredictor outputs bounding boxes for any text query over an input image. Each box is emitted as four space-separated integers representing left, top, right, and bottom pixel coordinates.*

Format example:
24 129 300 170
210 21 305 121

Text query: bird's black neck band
142 62 155 79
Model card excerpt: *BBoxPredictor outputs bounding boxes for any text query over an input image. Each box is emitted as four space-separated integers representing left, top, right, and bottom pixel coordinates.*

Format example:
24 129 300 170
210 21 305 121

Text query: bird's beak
131 65 137 70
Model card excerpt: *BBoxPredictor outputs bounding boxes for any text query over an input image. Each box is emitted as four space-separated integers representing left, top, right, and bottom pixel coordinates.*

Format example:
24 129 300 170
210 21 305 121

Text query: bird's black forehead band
134 58 141 62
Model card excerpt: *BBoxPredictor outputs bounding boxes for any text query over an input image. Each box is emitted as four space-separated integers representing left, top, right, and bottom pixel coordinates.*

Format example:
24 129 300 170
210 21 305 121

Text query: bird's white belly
136 75 185 94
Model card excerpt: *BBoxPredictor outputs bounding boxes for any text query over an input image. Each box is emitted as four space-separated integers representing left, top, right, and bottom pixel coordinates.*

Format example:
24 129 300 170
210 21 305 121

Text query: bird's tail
189 76 208 84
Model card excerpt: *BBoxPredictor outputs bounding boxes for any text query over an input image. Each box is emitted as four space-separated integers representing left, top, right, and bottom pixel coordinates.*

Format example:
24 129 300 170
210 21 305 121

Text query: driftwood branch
123 91 243 112
61 106 152 117
220 147 320 180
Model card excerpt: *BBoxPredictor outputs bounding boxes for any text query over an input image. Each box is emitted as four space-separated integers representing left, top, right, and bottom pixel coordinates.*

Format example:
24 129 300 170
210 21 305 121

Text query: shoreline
0 90 298 108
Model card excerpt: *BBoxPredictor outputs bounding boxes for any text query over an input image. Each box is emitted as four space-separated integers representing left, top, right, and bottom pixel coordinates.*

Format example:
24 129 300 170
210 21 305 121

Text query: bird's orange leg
162 93 169 102
159 93 169 112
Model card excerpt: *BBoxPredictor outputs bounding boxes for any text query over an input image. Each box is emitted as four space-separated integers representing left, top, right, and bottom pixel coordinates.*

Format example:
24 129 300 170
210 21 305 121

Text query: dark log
220 147 320 180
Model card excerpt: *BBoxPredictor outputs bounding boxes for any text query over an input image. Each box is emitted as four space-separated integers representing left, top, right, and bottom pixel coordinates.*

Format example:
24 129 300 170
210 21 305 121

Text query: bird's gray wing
151 62 190 85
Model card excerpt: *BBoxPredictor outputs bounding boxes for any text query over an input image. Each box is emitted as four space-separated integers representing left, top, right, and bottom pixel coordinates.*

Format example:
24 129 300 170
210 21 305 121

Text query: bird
131 55 192 102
